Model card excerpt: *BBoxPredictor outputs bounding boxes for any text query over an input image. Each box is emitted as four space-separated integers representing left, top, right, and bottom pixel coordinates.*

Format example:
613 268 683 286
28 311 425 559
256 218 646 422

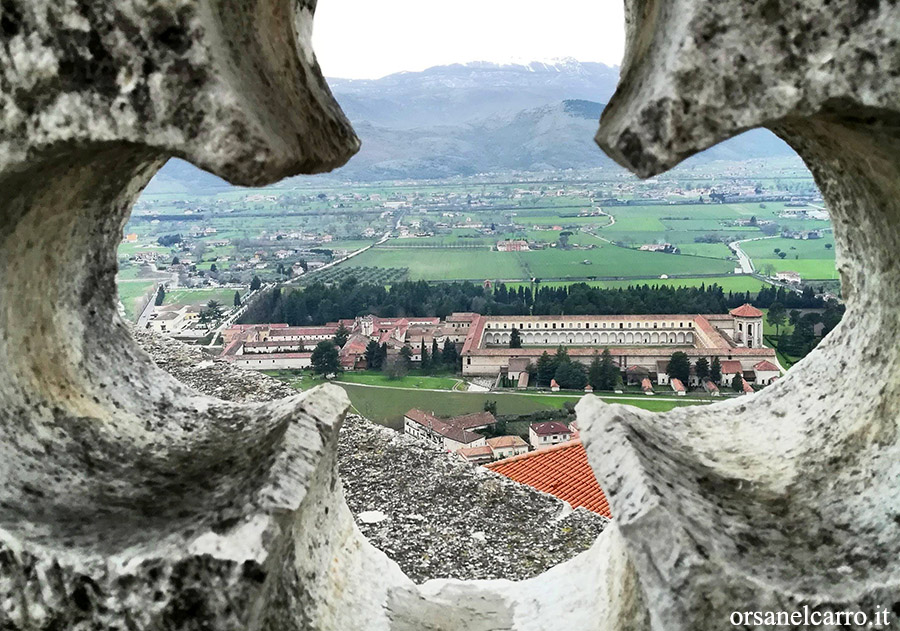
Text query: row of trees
238 278 834 327
528 347 750 393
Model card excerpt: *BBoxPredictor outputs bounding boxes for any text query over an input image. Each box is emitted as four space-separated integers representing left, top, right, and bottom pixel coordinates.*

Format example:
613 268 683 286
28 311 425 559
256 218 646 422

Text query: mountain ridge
145 61 795 192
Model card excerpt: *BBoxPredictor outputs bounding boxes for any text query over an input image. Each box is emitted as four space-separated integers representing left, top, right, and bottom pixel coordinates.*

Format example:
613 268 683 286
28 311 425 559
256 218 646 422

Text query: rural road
729 235 777 274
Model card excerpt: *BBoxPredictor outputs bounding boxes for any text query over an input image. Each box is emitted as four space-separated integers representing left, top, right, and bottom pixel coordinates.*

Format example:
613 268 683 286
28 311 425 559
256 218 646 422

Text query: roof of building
730 303 764 318
485 441 611 517
517 372 530 388
404 409 486 445
448 411 496 430
487 435 528 449
626 365 649 374
641 378 653 391
720 360 744 374
753 360 780 372
550 378 560 388
741 378 755 394
670 378 686 392
530 421 571 436
702 379 719 392
456 445 494 460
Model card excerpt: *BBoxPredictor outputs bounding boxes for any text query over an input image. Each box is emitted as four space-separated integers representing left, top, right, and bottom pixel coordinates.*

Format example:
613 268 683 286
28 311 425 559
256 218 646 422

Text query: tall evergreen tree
364 340 381 370
536 351 555 386
667 351 691 385
311 340 340 376
509 327 522 348
378 343 388 371
249 276 262 291
442 339 457 368
399 345 413 367
420 340 430 370
333 323 350 348
233 291 242 307
154 286 166 306
555 361 587 390
588 353 603 391
599 348 617 390
733 373 745 392
431 338 442 367
695 357 710 381
710 356 722 383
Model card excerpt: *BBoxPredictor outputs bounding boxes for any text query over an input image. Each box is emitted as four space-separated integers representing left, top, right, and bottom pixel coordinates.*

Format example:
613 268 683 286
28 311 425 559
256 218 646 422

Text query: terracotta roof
530 421 571 436
456 445 493 458
753 360 780 372
550 379 560 388
641 378 653 392
584 384 593 392
741 378 755 394
404 409 485 445
729 304 764 318
448 411 496 430
670 378 686 392
485 440 610 517
486 435 528 449
720 360 744 374
702 379 719 392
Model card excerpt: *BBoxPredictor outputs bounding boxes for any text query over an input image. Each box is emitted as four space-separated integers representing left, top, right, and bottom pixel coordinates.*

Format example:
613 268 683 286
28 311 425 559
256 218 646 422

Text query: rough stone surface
3 0 899 628
137 331 607 584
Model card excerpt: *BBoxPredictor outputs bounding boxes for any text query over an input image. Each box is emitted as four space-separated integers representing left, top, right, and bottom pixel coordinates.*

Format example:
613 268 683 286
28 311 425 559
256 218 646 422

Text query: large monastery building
460 305 776 378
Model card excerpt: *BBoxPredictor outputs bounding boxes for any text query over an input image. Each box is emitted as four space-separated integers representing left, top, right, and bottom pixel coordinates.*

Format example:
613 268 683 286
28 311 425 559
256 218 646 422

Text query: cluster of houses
402 409 579 465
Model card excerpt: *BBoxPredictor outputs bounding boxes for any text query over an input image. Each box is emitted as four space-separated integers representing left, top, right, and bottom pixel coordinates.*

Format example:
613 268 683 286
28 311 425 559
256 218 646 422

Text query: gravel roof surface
135 330 608 582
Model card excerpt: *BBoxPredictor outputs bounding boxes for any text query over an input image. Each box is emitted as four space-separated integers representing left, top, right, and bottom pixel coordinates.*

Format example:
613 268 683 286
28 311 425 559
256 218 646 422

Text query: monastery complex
221 304 780 386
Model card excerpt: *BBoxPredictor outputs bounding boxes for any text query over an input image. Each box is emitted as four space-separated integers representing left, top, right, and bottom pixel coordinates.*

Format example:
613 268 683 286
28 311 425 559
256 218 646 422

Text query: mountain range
146 59 796 192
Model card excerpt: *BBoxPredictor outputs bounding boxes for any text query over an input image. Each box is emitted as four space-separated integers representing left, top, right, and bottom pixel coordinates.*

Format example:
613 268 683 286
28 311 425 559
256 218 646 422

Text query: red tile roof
741 378 755 394
670 378 686 392
530 421 571 436
753 360 780 372
404 409 485 445
485 440 610 517
720 360 744 375
730 303 764 318
702 379 719 392
641 378 653 392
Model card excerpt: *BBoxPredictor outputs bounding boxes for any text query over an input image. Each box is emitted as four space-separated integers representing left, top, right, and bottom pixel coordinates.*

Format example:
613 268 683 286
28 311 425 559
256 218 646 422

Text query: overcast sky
313 0 625 80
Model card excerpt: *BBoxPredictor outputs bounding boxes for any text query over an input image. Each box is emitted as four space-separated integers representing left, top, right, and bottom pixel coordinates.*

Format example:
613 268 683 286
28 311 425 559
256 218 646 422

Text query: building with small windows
529 422 573 450
460 306 777 378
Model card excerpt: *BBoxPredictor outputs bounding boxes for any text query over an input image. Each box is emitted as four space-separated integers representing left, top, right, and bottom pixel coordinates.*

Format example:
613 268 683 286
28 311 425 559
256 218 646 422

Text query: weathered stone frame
1 0 898 628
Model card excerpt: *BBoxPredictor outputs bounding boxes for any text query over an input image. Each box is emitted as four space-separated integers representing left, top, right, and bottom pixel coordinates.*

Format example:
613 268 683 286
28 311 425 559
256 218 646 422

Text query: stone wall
1 0 898 628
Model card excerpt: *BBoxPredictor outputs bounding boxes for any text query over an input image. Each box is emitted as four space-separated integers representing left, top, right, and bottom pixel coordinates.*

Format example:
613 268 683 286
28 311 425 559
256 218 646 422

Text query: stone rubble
135 330 607 583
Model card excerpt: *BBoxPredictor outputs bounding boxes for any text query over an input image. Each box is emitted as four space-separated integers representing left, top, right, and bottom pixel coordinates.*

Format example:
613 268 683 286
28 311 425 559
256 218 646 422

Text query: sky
312 0 626 80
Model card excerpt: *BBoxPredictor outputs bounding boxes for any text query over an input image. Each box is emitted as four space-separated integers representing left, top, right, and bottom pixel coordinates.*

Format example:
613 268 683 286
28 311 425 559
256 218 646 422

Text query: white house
529 422 572 450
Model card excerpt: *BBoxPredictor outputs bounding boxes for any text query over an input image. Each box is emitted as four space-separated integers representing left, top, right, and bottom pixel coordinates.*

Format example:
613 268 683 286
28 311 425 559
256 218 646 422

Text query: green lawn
163 288 244 308
342 248 525 281
335 383 707 431
117 280 158 322
753 258 838 279
519 245 735 278
336 370 460 390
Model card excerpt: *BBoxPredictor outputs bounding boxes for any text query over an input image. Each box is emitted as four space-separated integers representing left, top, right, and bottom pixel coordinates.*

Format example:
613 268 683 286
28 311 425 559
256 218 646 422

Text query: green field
337 371 461 390
117 281 158 321
341 242 735 281
163 288 244 307
342 248 525 280
337 383 707 431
